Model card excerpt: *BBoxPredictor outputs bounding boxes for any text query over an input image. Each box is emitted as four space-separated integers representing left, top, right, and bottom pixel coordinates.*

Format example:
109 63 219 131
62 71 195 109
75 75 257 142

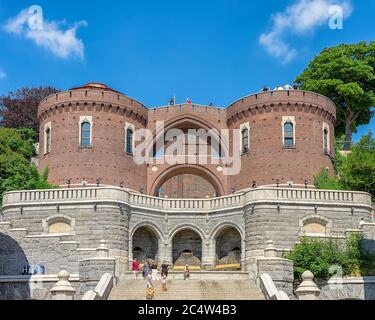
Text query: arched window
242 128 249 153
126 128 133 154
45 128 51 153
284 122 294 147
323 128 329 153
81 121 91 147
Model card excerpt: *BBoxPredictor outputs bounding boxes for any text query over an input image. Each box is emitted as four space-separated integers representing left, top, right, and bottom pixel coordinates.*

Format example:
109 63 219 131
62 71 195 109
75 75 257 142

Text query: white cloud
259 0 353 64
4 8 87 60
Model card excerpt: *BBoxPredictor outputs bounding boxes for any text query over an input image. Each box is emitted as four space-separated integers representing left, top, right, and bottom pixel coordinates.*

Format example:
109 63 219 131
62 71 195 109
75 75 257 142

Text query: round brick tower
38 82 148 191
226 89 336 190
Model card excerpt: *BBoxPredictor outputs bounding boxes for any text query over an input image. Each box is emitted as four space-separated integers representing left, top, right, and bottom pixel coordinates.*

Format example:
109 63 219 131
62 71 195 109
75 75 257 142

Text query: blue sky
0 0 374 141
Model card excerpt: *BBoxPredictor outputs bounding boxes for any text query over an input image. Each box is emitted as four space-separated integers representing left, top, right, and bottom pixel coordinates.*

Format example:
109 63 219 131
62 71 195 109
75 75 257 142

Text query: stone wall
0 276 81 300
319 277 375 300
0 222 79 276
3 203 129 258
0 187 372 299
78 257 116 297
245 203 369 258
256 258 294 297
361 222 375 254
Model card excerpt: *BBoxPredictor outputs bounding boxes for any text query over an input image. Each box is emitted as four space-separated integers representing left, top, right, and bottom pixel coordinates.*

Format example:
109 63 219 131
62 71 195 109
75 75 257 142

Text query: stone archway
0 233 31 299
151 164 225 197
214 226 242 267
147 115 229 160
132 226 160 264
172 229 203 267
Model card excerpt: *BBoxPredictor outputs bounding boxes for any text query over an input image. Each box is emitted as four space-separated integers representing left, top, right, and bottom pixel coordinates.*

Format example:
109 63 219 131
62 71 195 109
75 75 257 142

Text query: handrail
2 187 372 212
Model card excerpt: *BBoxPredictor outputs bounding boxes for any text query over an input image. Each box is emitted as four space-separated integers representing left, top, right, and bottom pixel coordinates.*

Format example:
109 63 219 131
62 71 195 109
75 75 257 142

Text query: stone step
109 279 265 300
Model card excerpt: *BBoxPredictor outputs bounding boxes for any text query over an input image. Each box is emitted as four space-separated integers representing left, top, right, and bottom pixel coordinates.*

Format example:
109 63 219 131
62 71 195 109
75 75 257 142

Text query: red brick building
38 82 336 198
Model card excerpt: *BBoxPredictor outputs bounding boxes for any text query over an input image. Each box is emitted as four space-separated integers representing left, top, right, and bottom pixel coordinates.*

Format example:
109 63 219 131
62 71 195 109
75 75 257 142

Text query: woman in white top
151 265 160 281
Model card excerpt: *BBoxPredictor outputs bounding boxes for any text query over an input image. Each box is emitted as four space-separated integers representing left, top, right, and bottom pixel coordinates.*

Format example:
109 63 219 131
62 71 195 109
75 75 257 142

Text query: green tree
295 41 375 150
0 128 56 207
0 86 59 139
286 234 362 280
314 133 375 201
314 168 343 190
339 133 375 199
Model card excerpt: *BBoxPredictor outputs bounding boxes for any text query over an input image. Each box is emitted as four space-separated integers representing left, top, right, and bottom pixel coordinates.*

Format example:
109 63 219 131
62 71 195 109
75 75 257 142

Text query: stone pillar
209 239 216 268
202 240 213 270
50 270 76 300
162 241 173 266
96 240 109 258
157 238 163 264
264 240 277 258
241 239 246 270
295 271 321 300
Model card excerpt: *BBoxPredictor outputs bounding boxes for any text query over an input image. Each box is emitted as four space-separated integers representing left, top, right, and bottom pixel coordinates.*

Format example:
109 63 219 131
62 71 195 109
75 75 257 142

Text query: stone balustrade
2 186 372 213
245 187 371 206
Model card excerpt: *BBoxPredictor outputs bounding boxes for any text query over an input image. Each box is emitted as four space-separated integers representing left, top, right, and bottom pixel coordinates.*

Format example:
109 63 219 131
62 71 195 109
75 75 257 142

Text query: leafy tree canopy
286 234 363 280
314 132 375 200
295 41 375 150
0 128 57 207
0 86 59 139
339 132 375 197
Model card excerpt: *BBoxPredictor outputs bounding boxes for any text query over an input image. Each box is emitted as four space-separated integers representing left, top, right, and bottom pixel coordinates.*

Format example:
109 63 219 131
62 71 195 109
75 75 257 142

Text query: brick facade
38 83 336 197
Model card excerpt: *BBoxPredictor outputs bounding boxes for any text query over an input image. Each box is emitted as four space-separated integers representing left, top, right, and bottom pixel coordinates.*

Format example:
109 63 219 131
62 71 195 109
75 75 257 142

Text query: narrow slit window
126 128 133 154
242 128 249 153
81 122 91 147
323 128 329 153
284 122 294 147
45 128 51 153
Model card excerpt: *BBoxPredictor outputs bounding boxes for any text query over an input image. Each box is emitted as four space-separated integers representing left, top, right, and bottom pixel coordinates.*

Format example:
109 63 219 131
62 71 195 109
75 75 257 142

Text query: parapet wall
226 90 336 123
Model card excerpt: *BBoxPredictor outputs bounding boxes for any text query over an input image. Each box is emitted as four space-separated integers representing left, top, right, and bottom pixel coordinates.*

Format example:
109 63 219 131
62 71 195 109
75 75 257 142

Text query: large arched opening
149 115 228 160
172 229 203 268
214 226 242 269
132 226 160 265
148 115 227 198
0 233 31 299
151 164 224 198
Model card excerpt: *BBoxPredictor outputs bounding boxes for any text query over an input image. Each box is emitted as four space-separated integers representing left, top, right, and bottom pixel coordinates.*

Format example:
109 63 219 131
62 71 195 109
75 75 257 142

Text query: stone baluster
295 271 321 300
50 270 76 300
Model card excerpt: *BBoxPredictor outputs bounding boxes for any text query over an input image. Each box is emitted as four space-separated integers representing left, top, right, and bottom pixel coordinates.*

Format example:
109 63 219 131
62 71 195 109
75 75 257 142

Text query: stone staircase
109 278 265 300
